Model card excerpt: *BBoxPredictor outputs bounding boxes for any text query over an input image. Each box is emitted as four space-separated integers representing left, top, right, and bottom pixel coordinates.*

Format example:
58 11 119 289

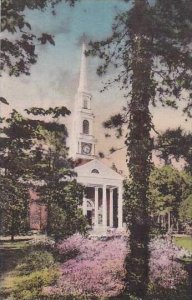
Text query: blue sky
2 0 129 124
25 0 128 77
1 0 191 171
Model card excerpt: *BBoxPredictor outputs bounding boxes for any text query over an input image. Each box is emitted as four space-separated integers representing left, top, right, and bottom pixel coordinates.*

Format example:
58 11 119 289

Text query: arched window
83 120 89 134
91 169 99 174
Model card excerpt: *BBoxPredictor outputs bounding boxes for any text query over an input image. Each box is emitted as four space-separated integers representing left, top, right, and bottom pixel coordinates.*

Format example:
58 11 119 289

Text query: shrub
28 236 55 248
4 249 59 299
149 237 190 289
16 251 55 275
12 268 59 300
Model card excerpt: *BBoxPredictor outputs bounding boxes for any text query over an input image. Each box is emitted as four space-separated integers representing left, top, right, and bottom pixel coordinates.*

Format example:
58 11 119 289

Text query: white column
118 185 123 228
82 196 87 216
94 187 99 227
102 185 107 227
109 188 114 227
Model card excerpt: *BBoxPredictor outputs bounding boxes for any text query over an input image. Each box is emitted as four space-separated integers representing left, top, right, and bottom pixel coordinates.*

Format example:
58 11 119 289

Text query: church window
91 169 99 174
83 99 88 109
83 120 89 134
87 200 94 208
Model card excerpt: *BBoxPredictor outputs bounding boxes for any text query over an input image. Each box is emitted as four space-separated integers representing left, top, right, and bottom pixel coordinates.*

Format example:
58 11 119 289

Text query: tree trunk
168 211 171 232
46 202 51 236
11 213 15 242
125 1 153 297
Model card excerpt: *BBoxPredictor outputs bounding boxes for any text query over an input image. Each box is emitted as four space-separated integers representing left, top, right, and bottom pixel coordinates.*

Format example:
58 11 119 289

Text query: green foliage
25 108 88 240
25 106 71 118
1 246 58 300
0 175 29 240
155 128 192 174
16 251 55 275
150 167 192 233
149 166 187 217
174 236 192 252
125 167 192 234
44 194 87 241
12 268 58 300
103 114 125 138
0 109 37 240
0 106 87 240
179 195 192 226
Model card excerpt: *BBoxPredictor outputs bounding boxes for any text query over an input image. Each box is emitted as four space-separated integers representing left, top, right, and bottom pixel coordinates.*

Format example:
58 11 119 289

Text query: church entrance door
85 199 94 228
87 210 92 226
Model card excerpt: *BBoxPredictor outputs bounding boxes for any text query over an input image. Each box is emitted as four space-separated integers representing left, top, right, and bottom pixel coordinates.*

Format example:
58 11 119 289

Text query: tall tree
87 0 192 297
0 107 87 241
0 110 35 240
0 176 29 241
25 106 87 240
29 113 84 239
179 194 192 233
148 166 190 232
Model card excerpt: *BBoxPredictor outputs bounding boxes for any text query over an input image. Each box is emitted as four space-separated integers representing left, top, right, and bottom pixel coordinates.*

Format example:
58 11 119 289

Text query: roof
74 159 124 187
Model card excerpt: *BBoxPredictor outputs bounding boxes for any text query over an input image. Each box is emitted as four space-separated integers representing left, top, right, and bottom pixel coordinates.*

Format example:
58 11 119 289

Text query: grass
0 239 31 299
0 239 31 274
0 238 58 299
173 236 192 252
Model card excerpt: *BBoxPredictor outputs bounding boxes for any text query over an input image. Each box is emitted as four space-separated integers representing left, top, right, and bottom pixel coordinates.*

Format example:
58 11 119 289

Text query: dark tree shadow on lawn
0 240 31 275
0 240 31 299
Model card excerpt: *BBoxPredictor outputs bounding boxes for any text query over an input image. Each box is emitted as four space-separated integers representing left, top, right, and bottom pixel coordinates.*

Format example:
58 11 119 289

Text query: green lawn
0 238 59 300
0 239 31 298
173 236 192 252
0 239 30 274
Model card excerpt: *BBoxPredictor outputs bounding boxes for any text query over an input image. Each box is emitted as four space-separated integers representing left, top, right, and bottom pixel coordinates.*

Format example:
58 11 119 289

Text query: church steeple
70 42 97 161
78 43 88 93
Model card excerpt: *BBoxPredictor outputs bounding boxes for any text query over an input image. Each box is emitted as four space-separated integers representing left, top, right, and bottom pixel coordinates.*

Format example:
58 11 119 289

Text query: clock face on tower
81 143 92 155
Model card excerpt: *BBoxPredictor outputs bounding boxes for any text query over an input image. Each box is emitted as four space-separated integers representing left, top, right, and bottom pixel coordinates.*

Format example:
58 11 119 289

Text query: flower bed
149 237 190 289
43 234 191 298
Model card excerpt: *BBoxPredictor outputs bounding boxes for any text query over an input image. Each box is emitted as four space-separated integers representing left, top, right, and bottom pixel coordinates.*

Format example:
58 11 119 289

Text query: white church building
70 44 124 232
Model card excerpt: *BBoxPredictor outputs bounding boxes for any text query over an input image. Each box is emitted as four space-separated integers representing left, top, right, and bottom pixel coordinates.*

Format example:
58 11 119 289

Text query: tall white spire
78 42 88 92
70 41 96 160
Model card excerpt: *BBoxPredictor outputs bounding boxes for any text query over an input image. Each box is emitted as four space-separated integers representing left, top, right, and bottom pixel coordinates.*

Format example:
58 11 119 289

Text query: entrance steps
89 226 127 238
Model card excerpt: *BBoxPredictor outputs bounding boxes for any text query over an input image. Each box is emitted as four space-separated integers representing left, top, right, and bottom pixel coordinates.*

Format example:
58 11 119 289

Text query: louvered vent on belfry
83 120 89 134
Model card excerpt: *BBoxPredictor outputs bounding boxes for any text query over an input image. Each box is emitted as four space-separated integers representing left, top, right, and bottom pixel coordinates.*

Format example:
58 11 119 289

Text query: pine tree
155 128 192 174
87 0 192 297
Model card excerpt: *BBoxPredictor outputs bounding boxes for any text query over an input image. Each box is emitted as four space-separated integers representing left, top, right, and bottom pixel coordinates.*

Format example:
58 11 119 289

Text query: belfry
70 43 124 232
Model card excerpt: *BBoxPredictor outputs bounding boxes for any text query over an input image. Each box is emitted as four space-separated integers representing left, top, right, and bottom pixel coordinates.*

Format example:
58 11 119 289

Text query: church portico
75 159 124 231
82 184 123 230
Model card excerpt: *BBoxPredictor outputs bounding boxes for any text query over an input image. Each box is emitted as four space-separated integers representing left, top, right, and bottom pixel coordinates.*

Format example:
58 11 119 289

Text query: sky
1 0 191 174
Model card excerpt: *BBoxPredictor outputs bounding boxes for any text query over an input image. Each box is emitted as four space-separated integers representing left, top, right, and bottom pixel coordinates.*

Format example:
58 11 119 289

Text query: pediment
74 159 123 181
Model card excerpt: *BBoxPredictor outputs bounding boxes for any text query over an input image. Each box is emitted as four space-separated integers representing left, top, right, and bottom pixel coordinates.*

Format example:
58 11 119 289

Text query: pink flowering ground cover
149 237 190 290
43 234 191 298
